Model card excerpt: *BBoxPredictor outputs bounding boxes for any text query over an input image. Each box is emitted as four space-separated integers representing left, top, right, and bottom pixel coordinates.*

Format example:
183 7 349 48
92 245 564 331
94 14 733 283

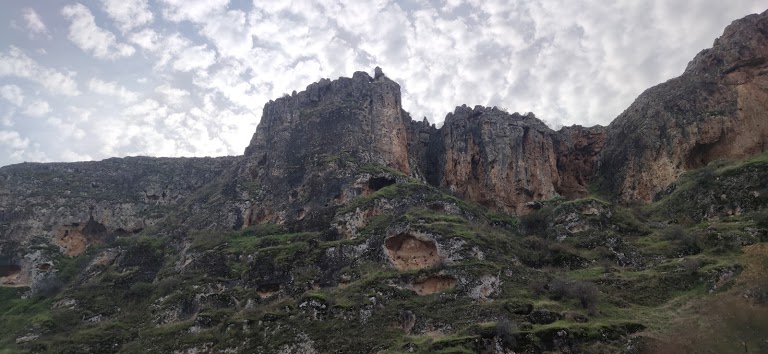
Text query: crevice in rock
367 176 396 191
685 141 720 169
0 264 20 277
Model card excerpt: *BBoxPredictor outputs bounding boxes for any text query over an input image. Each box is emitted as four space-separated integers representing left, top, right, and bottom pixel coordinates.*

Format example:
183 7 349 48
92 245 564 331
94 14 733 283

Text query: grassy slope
0 155 767 353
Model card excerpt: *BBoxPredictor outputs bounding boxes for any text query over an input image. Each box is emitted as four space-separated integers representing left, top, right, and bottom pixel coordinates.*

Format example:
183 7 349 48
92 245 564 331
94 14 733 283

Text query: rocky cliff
240 68 412 230
598 10 768 202
0 156 237 288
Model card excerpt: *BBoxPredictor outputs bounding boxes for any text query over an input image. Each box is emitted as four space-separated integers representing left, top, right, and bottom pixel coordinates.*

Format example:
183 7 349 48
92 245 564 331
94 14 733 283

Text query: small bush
547 279 600 310
754 212 768 229
126 282 153 301
495 318 517 348
661 225 687 241
680 258 702 273
662 225 701 255
155 277 182 297
528 279 548 296
520 206 553 235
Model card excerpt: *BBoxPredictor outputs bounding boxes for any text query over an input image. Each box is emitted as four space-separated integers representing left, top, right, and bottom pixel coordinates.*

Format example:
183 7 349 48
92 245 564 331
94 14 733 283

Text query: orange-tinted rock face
555 126 607 199
599 11 768 203
410 275 457 295
384 233 442 270
53 217 109 257
429 106 606 213
438 107 561 214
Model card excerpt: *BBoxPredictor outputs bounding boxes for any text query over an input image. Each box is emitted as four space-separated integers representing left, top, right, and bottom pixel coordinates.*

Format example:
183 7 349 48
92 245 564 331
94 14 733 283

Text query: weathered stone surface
241 68 412 228
426 106 605 213
0 156 238 288
598 9 768 202
435 107 559 213
555 125 607 198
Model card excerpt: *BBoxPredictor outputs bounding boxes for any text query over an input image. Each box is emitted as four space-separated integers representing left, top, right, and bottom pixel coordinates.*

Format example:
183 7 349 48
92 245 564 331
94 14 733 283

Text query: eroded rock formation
409 275 457 295
241 68 412 228
384 232 442 270
598 10 768 202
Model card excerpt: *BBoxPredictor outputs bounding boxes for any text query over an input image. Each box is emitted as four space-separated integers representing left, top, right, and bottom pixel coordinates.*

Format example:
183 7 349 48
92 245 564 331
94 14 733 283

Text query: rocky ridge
598 10 768 202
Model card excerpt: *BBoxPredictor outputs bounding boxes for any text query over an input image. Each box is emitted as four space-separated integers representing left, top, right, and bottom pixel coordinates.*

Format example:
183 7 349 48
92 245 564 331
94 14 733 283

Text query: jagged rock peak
244 68 409 174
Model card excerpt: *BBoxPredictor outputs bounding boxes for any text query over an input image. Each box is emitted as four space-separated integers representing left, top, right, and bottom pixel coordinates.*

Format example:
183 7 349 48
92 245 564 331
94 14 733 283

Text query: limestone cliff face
599 10 768 202
0 156 237 287
423 106 605 213
434 106 560 213
555 125 607 199
241 68 412 228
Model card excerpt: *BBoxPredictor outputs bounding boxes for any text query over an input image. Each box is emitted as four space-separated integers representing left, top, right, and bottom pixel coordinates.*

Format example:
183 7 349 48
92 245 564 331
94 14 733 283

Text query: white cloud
0 85 24 106
159 0 229 22
21 8 50 38
155 84 190 105
0 47 80 95
47 116 86 140
61 3 135 59
88 78 140 103
22 100 51 117
172 44 217 72
0 130 29 150
101 0 154 33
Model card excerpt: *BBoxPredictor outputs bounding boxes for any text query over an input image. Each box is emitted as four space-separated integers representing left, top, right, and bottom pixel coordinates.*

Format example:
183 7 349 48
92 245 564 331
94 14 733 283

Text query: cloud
159 0 229 22
88 78 140 104
0 85 24 106
172 44 217 72
0 46 80 95
61 3 135 59
46 116 86 140
155 84 190 106
22 100 51 117
101 0 154 33
21 8 51 39
0 130 30 160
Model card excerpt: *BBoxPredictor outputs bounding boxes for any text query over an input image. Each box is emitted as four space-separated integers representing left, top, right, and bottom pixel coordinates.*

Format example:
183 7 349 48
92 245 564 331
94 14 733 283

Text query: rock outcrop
434 107 561 213
598 10 768 202
418 106 605 213
241 68 412 228
0 156 238 286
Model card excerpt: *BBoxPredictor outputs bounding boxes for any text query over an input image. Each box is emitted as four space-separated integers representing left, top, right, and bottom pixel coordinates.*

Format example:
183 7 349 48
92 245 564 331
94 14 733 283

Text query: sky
0 1 764 167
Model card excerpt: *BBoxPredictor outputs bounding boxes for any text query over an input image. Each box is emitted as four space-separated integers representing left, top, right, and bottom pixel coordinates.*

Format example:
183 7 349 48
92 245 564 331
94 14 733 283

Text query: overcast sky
0 1 764 166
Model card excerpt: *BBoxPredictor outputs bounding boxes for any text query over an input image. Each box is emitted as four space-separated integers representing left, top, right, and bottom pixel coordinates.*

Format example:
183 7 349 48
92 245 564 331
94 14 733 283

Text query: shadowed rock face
241 68 412 227
436 107 560 213
555 125 607 199
598 10 768 202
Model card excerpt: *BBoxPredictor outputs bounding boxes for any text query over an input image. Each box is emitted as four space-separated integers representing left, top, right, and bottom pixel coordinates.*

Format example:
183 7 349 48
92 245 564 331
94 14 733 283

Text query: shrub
548 279 600 310
126 282 153 301
754 212 768 229
662 225 701 255
528 279 548 296
31 275 64 298
680 258 702 273
495 318 517 348
519 206 553 235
